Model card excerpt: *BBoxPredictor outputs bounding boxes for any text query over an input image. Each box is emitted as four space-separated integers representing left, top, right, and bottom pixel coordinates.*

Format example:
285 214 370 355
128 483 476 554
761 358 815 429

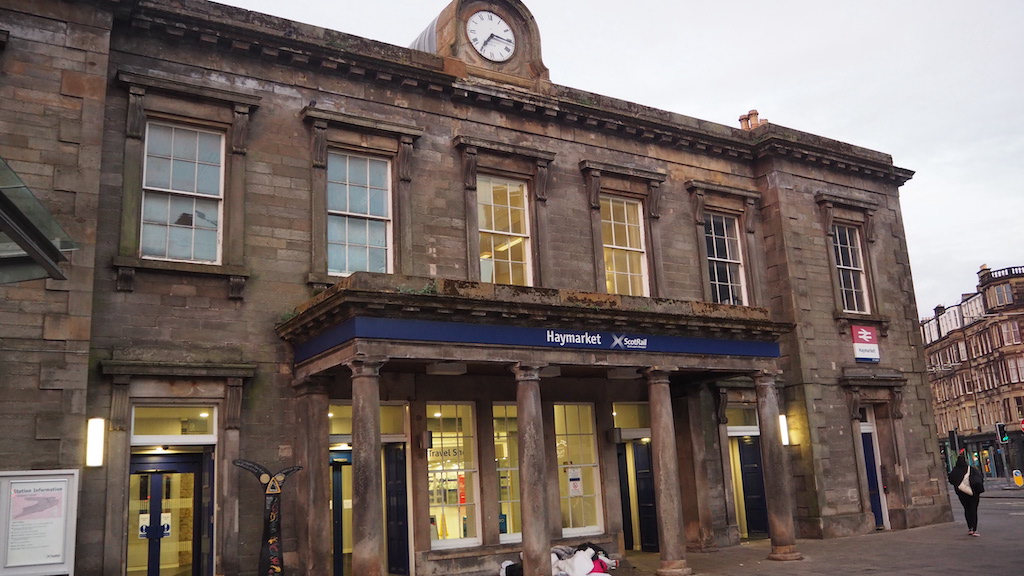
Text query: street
624 489 1024 575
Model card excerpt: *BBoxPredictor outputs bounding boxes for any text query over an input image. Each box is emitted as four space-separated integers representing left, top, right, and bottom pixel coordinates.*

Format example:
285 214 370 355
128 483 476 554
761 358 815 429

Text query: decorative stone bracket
453 135 556 202
579 160 665 217
102 360 257 431
814 191 878 243
840 368 907 420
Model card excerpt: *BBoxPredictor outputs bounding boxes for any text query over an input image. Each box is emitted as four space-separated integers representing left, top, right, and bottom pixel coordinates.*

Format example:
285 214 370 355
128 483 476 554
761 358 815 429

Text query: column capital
510 363 547 382
643 366 677 385
344 354 388 376
752 369 783 385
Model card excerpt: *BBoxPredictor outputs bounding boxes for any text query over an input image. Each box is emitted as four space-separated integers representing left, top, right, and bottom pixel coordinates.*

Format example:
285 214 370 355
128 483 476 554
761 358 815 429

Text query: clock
465 10 516 62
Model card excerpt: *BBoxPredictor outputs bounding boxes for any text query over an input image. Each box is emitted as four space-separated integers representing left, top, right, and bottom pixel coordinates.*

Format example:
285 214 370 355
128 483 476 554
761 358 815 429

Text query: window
426 404 478 547
478 176 531 286
600 196 647 296
141 122 224 263
492 405 520 541
131 405 216 446
990 284 1014 307
553 404 601 535
831 223 870 313
1001 321 1022 346
326 152 391 275
704 212 746 305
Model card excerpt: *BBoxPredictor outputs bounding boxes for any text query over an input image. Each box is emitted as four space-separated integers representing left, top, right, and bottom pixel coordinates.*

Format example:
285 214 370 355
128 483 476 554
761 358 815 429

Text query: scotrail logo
611 334 648 350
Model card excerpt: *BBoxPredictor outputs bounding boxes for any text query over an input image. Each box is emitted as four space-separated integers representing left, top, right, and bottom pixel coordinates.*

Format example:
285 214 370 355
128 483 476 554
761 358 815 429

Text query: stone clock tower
410 0 551 90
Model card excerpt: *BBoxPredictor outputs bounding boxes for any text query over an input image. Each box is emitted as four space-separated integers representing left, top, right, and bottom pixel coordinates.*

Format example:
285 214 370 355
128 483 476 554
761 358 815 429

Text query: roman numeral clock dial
466 10 516 62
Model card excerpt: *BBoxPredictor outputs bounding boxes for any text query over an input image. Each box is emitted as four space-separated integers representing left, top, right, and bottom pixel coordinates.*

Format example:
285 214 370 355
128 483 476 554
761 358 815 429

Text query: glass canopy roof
0 157 77 283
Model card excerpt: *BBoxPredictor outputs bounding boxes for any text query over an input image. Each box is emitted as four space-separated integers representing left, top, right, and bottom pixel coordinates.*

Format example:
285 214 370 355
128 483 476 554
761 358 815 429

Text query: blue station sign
294 317 779 364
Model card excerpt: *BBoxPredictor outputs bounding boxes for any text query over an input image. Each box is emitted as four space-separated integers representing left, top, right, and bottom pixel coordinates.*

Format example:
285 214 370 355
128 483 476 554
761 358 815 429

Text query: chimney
740 109 768 130
933 305 946 317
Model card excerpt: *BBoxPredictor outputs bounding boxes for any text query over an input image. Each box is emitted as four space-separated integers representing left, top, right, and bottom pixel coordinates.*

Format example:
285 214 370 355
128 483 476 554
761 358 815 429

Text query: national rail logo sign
852 325 880 363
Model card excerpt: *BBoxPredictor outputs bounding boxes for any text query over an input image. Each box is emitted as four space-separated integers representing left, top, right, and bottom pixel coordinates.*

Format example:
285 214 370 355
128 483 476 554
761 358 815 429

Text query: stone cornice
101 360 257 378
752 125 915 184
453 135 556 163
301 107 424 140
276 272 793 347
122 0 913 186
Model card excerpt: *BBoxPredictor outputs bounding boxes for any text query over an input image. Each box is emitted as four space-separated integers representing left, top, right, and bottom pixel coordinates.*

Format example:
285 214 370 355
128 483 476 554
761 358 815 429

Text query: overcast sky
219 0 1023 319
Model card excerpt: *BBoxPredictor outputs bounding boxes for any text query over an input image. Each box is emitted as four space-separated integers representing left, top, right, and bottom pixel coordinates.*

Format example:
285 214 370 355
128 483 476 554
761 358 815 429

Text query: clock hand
492 35 513 45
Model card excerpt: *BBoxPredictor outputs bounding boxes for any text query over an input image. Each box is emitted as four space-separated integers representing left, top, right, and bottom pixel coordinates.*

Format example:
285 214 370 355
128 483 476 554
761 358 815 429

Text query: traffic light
996 422 1010 444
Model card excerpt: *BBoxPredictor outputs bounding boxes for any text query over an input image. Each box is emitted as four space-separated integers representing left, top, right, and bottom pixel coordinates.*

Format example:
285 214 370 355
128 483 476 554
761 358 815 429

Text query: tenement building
0 1 952 575
921 265 1024 477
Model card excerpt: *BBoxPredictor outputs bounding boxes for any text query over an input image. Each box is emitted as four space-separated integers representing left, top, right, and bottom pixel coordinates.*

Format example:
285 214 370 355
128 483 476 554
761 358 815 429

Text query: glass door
330 453 353 576
128 453 210 576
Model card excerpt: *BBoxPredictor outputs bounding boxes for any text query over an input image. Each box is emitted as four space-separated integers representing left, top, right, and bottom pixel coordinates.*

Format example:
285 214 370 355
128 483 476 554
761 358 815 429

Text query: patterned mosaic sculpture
234 459 302 576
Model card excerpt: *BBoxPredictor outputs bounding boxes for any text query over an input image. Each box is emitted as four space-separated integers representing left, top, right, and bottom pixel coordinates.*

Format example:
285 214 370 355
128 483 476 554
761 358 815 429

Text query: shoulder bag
957 468 973 496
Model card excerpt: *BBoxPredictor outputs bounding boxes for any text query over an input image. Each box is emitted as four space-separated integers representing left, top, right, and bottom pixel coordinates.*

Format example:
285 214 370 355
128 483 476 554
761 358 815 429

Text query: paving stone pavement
620 487 1024 576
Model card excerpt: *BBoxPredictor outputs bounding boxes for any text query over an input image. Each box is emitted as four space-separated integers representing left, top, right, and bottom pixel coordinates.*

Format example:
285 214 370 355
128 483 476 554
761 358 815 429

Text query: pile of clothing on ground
499 542 618 576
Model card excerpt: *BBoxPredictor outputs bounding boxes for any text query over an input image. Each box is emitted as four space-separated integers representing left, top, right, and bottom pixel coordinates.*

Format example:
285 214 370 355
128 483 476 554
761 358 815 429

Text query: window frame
552 403 603 537
425 402 482 550
476 174 533 287
324 150 394 277
140 121 226 265
704 211 748 306
455 136 554 287
114 71 258 296
599 194 649 297
816 192 881 318
831 222 871 314
304 108 422 289
130 404 218 446
989 284 1014 308
687 181 762 306
491 403 521 543
581 160 665 297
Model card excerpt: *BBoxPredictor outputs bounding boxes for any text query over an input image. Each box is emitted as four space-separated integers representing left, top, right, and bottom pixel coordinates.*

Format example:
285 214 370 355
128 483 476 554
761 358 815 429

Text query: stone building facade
921 265 1024 477
0 1 951 575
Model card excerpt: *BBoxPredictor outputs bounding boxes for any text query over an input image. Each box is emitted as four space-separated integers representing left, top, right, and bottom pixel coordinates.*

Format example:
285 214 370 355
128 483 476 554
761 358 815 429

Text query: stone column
221 377 244 576
754 371 802 561
292 375 332 576
645 368 692 576
349 355 387 576
511 364 550 576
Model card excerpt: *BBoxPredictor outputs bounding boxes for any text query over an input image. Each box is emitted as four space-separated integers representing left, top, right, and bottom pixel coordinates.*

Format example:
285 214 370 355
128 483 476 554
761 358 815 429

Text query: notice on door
5 479 67 568
567 467 583 497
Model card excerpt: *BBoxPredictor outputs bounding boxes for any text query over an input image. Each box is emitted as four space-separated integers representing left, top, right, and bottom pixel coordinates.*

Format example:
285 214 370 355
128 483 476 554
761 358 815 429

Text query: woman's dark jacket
948 465 985 496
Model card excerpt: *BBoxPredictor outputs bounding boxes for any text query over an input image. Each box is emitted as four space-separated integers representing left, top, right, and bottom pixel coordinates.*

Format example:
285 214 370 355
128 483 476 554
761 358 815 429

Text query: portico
276 272 799 575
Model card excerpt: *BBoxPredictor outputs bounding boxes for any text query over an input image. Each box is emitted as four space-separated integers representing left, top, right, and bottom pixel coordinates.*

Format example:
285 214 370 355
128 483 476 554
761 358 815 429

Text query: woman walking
948 451 985 536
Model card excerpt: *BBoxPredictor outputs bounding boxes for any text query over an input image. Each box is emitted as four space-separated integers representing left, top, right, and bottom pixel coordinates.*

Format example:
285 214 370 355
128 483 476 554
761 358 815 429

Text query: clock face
466 10 516 62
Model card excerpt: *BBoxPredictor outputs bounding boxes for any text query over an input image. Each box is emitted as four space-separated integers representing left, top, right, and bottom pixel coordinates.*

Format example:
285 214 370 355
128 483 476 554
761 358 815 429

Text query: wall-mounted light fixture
86 417 105 467
779 414 791 446
419 430 433 450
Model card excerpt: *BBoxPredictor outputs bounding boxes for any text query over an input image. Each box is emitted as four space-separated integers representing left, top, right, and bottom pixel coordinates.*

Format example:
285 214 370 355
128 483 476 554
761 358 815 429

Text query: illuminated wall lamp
779 414 791 446
86 417 106 467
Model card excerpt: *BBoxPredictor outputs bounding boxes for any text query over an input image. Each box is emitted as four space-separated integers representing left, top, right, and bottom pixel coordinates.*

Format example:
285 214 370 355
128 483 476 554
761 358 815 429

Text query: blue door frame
129 452 213 576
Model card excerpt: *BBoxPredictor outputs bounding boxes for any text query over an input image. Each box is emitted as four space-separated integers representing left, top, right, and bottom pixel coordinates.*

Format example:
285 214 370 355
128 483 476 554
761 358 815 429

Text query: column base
655 559 693 576
767 544 803 561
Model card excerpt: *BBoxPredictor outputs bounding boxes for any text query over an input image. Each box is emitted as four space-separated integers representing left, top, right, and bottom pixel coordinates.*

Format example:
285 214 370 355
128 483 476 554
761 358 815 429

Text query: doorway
331 444 409 576
128 452 213 576
616 439 658 552
859 407 890 530
734 436 769 537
